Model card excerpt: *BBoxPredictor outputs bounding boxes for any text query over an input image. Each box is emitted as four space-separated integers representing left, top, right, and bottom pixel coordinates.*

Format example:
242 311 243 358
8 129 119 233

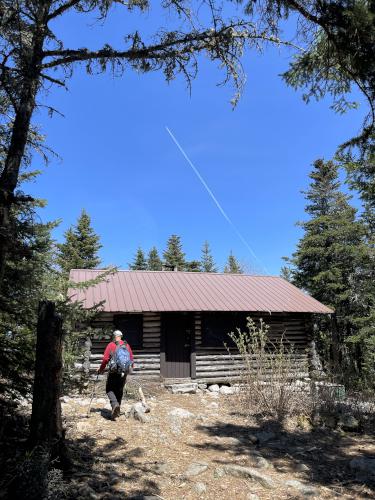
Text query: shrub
228 317 311 422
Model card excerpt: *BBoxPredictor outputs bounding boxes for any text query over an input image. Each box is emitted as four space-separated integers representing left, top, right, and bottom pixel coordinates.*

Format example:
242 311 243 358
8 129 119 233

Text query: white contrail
165 126 269 274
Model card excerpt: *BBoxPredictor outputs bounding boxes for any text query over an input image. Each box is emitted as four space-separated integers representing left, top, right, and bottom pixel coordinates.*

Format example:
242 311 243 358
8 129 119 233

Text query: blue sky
27 5 365 275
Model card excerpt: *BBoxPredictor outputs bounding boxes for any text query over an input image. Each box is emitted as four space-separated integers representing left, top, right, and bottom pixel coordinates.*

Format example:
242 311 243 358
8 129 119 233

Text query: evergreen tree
185 260 202 272
130 247 148 270
286 159 370 382
57 210 102 275
163 235 186 270
201 241 217 272
147 247 163 271
224 251 243 274
0 171 57 398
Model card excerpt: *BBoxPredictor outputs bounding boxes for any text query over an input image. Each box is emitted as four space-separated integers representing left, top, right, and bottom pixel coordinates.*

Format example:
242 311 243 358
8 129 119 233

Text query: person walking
97 330 134 420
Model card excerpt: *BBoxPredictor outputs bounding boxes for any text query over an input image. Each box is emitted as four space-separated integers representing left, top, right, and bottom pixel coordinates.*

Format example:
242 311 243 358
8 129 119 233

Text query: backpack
108 341 132 374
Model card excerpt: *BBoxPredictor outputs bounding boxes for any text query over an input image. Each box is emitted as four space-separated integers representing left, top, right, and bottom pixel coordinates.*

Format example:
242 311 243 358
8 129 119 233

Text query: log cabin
69 269 333 384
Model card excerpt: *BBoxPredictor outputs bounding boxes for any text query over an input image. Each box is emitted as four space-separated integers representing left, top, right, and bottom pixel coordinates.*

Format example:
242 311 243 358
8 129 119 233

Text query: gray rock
208 384 220 393
338 414 359 431
213 467 225 478
185 462 209 477
255 431 276 445
350 457 375 480
192 482 206 495
130 402 149 423
219 385 235 395
169 407 195 419
198 383 207 390
247 495 260 500
169 417 182 435
168 383 198 394
251 456 271 469
60 396 70 403
222 464 277 489
285 479 318 497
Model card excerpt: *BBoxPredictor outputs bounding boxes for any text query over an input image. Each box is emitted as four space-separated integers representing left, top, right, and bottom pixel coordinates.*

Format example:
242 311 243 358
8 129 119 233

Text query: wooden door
161 313 193 378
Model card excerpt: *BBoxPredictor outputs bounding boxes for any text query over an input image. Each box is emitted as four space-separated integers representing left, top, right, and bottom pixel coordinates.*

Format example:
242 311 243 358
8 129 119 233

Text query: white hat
113 330 123 338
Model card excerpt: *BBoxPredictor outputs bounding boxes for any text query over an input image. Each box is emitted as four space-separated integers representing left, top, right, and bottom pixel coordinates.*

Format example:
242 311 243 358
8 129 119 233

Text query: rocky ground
56 379 375 500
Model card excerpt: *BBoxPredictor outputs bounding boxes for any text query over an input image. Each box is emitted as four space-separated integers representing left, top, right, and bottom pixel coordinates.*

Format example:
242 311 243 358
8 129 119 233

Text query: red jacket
99 340 134 373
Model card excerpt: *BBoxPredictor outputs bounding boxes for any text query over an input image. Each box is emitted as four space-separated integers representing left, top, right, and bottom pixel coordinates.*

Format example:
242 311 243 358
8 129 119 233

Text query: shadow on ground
66 431 162 499
192 414 375 498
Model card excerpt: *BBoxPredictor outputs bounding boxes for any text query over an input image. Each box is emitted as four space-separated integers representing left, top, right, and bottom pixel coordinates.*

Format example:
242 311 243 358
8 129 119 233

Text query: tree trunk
29 301 69 466
0 2 51 288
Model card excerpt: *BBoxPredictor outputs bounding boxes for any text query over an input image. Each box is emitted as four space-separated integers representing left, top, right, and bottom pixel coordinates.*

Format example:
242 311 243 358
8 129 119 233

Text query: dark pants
106 372 126 410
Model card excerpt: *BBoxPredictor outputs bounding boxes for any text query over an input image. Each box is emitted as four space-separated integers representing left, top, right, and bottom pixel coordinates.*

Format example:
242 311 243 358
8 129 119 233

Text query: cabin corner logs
77 311 312 383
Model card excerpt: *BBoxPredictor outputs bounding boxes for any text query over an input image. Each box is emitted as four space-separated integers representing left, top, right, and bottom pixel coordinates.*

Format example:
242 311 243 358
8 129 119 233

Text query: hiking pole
86 373 99 418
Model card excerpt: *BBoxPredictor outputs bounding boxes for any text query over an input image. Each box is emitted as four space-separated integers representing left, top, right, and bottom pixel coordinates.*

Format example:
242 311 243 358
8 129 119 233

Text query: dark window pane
201 312 247 347
113 314 143 349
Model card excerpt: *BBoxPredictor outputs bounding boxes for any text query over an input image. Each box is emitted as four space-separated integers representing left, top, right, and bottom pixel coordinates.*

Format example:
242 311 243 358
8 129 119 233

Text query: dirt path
62 381 375 499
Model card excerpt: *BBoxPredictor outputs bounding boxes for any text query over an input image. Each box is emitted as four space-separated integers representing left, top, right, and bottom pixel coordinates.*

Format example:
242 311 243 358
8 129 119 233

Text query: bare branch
40 72 67 87
47 0 82 21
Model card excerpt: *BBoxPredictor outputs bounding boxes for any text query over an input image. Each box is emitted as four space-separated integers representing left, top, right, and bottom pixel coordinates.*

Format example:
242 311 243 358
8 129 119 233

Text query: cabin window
113 314 143 349
201 312 248 347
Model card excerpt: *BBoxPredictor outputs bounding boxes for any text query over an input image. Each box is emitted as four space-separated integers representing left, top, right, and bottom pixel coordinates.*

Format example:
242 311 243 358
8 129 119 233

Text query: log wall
87 312 161 378
194 311 310 383
78 311 312 383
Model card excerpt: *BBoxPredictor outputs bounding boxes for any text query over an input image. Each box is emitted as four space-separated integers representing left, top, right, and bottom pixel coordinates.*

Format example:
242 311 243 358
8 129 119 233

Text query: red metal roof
68 270 333 314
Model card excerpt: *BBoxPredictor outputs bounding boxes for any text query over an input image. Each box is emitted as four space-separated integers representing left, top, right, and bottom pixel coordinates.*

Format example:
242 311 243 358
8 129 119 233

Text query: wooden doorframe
160 312 196 379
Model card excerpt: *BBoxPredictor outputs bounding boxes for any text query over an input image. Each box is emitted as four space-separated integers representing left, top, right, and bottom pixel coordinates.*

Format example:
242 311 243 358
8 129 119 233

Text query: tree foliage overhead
56 209 102 275
0 0 291 287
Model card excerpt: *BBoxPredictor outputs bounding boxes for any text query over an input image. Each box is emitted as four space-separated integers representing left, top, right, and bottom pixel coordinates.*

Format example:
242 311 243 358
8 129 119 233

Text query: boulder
198 384 207 390
168 383 198 394
208 384 220 393
222 464 277 489
285 479 318 497
184 462 209 477
192 482 206 495
350 457 375 480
